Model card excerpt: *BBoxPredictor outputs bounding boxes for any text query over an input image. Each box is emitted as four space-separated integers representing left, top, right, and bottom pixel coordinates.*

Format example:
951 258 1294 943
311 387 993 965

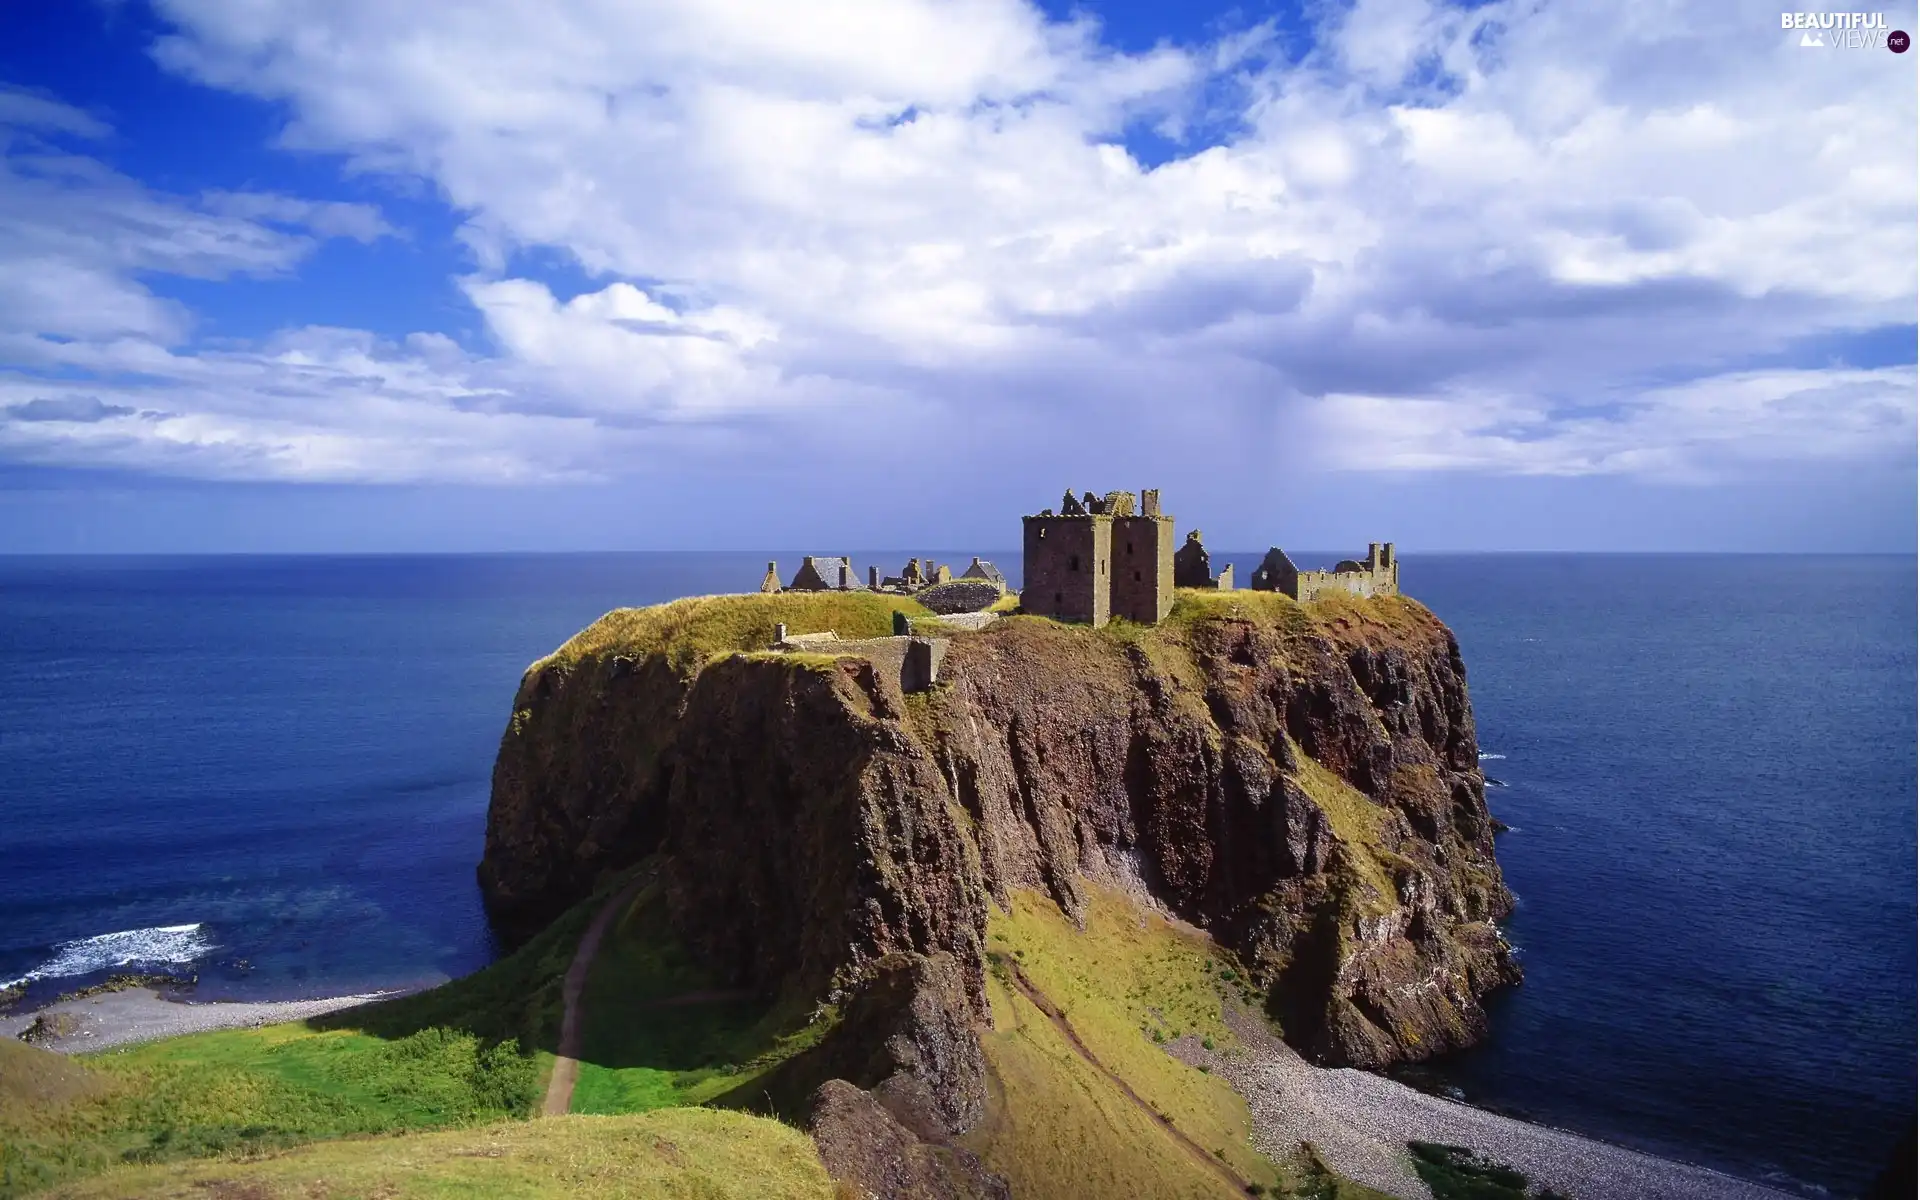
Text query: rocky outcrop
810 1079 1011 1200
482 593 1517 1077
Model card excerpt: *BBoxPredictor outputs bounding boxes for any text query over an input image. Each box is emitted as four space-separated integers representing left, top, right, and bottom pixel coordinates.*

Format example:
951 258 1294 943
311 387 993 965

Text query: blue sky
0 0 1914 553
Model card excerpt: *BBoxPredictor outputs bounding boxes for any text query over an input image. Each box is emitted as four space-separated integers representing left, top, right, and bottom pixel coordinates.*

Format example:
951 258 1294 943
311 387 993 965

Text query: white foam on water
1478 752 1507 760
3 923 213 989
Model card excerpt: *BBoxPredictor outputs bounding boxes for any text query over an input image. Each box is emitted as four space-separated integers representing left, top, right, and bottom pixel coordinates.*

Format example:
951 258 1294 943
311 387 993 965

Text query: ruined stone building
1173 531 1234 590
1248 542 1399 600
960 557 1006 592
874 558 952 593
770 622 949 693
766 495 1397 619
787 556 861 592
1022 488 1175 627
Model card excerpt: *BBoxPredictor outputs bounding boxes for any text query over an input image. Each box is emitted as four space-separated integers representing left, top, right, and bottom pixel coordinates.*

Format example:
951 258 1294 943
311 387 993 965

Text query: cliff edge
480 589 1516 1078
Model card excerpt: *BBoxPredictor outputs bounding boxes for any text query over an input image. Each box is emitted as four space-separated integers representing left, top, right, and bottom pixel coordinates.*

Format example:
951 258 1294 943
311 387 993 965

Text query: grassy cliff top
530 586 1443 684
1165 587 1443 645
534 591 936 677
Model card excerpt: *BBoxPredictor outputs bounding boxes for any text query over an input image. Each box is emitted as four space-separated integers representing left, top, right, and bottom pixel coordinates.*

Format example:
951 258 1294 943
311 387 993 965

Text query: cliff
481 589 1517 1078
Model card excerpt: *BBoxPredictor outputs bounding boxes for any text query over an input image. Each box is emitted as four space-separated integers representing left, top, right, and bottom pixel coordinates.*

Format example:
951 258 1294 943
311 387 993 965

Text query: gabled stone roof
961 557 1006 587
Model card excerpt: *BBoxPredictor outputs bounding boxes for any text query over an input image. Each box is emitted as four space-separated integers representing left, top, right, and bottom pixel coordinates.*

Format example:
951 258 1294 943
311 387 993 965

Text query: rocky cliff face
482 592 1517 1077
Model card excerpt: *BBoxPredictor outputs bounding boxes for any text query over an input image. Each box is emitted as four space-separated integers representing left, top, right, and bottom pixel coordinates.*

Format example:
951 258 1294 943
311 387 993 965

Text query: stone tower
1111 489 1174 623
1022 488 1113 625
1021 487 1174 626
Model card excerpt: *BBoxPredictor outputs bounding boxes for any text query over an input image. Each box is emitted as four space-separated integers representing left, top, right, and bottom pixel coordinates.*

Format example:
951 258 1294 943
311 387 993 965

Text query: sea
0 552 1911 1195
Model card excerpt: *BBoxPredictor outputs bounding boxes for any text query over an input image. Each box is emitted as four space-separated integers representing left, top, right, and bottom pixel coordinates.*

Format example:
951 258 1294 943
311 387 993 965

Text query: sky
0 0 1914 553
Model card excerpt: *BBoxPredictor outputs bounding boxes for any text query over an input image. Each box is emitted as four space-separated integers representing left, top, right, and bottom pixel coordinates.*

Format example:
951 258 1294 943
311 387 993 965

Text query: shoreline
5 980 1810 1196
0 985 409 1054
1167 1003 1801 1200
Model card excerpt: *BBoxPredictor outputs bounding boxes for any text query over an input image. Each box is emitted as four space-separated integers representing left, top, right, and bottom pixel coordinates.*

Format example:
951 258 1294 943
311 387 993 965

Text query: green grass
534 591 935 678
36 1108 835 1199
0 1024 539 1197
567 882 833 1115
1287 752 1399 914
1166 587 1308 630
966 886 1287 1198
1408 1142 1572 1200
0 876 646 1198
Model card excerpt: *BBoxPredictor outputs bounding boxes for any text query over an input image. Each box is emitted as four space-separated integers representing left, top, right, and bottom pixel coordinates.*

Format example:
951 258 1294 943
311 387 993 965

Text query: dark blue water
0 553 1911 1195
1400 554 1917 1198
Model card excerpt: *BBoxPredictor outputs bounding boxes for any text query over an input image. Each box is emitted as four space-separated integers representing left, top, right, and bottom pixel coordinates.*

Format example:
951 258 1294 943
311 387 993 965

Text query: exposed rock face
483 594 1517 1074
810 1079 1011 1200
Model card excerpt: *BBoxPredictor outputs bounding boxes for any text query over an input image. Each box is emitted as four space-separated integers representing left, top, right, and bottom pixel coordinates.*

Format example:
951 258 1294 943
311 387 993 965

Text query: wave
1478 752 1507 760
2 922 213 989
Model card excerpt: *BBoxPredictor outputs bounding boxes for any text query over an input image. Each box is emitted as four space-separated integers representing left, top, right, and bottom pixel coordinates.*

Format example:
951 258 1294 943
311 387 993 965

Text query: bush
1409 1141 1555 1200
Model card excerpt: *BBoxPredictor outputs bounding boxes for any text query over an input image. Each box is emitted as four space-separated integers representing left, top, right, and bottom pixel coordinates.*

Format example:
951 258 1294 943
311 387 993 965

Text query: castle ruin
1247 542 1398 601
787 556 860 591
760 492 1399 644
1173 530 1234 590
1021 488 1174 628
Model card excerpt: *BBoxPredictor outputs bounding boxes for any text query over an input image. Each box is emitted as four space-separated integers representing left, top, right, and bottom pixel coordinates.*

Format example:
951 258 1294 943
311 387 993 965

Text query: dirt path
1002 960 1249 1197
540 878 648 1117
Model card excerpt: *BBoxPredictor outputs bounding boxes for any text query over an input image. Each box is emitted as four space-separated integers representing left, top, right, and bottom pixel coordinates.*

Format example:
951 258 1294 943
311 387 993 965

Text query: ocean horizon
1 551 1911 1195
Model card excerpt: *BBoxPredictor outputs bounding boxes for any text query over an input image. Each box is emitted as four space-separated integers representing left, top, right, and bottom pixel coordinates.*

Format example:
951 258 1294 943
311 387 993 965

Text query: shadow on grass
308 866 647 1055
560 881 839 1116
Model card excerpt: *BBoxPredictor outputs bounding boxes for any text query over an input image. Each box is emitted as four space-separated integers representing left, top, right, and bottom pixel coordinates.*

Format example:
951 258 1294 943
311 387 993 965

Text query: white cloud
0 90 396 348
0 325 616 484
1309 366 1919 480
0 1 1911 487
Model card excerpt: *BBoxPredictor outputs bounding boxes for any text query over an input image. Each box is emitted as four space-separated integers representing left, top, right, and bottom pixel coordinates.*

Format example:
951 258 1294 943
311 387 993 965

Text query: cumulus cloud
0 1 1911 486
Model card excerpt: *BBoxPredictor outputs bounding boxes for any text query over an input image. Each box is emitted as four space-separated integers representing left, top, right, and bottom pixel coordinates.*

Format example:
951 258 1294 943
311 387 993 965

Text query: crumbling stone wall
1249 542 1398 600
1174 530 1233 590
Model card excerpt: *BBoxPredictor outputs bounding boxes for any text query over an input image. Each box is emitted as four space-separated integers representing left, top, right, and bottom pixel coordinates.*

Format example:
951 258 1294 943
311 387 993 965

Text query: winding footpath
540 878 648 1117
1002 961 1250 1197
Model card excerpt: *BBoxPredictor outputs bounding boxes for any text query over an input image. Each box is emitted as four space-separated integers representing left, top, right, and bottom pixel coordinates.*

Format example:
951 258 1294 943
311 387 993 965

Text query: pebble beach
1 987 399 1054
1169 1004 1798 1200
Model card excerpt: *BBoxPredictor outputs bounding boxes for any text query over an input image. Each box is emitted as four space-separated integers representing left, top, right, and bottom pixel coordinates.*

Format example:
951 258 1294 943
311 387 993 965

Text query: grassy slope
0 1025 536 1198
38 1109 835 1200
966 887 1288 1199
0 877 633 1198
566 880 832 1115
